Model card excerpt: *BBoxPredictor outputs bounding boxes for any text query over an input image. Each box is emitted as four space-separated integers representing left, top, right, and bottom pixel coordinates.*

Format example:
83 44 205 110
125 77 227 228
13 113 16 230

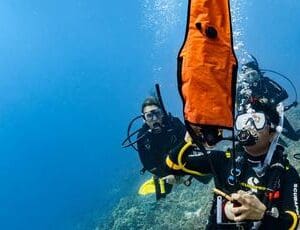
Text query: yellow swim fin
138 177 156 195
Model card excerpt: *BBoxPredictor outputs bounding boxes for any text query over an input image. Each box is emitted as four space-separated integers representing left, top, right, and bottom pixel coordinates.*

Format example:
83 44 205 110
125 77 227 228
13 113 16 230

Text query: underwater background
0 0 299 229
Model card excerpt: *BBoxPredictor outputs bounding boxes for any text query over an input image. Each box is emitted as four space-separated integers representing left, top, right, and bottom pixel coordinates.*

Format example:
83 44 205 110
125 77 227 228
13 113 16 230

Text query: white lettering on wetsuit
247 177 260 193
188 149 210 158
293 183 299 215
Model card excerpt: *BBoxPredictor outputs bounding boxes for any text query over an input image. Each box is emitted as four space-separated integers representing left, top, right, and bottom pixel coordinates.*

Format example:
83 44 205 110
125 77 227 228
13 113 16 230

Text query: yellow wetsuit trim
240 182 266 191
159 178 166 194
286 165 290 170
285 211 299 230
166 156 182 170
225 151 231 158
178 141 207 176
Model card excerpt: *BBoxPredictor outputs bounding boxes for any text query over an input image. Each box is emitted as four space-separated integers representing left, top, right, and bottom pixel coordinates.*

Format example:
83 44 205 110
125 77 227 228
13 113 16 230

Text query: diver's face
235 112 267 146
143 105 164 133
243 123 274 157
235 112 276 156
240 67 260 82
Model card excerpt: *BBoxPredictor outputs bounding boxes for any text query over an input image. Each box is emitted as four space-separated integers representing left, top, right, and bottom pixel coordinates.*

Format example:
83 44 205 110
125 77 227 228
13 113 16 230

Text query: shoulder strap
263 146 287 208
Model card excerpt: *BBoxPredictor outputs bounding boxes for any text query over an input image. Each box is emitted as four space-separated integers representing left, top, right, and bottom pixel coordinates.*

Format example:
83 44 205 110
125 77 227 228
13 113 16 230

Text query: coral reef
101 181 213 230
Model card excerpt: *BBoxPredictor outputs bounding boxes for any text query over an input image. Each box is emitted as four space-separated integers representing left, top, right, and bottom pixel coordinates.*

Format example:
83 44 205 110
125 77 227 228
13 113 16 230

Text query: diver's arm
284 101 298 111
165 141 189 176
137 144 150 170
278 167 300 229
282 116 300 141
172 117 186 140
264 167 300 229
137 136 156 172
165 140 222 177
264 77 289 104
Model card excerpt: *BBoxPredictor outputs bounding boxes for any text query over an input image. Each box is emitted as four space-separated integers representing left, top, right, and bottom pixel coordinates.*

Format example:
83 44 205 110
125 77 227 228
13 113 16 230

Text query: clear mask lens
144 109 163 121
235 112 266 131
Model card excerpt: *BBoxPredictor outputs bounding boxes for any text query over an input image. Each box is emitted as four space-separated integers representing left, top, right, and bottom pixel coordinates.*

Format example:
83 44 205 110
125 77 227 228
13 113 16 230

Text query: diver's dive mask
143 108 163 122
235 112 267 146
235 113 266 131
143 108 164 134
239 68 261 86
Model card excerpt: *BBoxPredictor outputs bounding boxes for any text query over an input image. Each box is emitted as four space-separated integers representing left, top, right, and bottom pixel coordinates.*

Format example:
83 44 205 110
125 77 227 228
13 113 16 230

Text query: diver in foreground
165 64 300 229
166 100 300 229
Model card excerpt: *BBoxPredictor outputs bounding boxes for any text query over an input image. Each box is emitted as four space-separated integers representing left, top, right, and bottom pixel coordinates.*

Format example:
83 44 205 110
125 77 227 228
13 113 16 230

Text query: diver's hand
230 190 266 222
184 132 193 142
161 175 184 185
162 175 176 184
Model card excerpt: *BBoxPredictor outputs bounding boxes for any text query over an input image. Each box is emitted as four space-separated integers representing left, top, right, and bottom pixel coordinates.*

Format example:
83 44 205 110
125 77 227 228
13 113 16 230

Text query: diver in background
237 57 300 144
122 93 212 200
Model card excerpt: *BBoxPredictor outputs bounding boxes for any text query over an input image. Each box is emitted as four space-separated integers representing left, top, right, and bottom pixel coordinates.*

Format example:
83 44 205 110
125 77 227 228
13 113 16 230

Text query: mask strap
141 113 146 122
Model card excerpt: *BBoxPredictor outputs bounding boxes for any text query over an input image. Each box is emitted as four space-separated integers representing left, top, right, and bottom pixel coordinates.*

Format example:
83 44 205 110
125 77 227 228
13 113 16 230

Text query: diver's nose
152 114 158 121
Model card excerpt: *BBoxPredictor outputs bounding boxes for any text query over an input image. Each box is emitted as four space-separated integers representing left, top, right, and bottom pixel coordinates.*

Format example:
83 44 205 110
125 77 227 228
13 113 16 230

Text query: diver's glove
184 127 223 148
161 175 185 185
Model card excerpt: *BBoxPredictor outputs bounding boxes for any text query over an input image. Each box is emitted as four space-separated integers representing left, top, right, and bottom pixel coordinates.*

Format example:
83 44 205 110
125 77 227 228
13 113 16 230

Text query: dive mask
235 112 266 131
239 69 261 85
235 112 266 146
143 108 163 121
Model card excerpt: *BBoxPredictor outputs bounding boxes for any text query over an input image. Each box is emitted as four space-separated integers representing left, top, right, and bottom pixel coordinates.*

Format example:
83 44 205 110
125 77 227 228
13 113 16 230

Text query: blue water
241 1 300 96
0 1 299 229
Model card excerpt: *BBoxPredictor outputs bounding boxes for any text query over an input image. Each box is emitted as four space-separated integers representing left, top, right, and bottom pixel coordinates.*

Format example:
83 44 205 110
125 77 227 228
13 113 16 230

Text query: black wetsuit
167 144 300 229
137 115 186 177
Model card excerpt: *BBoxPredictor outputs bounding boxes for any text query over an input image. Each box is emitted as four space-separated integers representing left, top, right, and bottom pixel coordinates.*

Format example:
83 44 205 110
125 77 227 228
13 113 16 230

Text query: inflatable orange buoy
177 0 238 142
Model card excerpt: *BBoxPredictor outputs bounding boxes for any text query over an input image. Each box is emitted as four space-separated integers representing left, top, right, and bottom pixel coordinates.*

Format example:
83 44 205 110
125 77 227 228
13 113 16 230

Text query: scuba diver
166 95 300 230
135 96 186 200
165 60 300 229
137 96 186 177
237 55 299 144
129 95 190 200
121 86 186 200
122 85 212 200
